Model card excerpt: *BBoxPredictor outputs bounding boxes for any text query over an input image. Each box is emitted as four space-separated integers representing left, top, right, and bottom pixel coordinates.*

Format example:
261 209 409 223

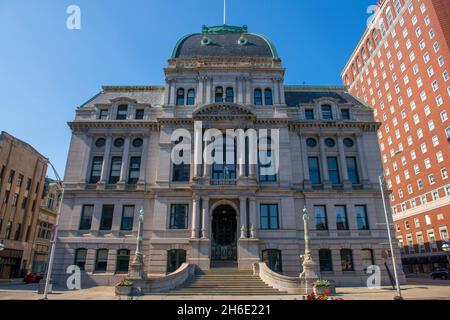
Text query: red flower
325 290 331 295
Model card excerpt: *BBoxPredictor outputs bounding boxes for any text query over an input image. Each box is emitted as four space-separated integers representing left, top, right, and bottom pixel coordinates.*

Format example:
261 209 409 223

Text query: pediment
192 103 255 118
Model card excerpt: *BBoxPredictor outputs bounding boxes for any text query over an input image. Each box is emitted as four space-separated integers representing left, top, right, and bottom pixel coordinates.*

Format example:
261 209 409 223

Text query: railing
210 179 237 186
253 262 304 294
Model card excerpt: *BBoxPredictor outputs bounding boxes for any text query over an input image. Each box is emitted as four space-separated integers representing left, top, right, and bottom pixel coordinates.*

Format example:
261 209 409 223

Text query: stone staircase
164 268 290 296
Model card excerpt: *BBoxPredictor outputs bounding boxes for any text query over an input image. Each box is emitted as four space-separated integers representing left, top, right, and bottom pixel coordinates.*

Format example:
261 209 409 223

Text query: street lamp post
43 161 65 300
379 150 403 300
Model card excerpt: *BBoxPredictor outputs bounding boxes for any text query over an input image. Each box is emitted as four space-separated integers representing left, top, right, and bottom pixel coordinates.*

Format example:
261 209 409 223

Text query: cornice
68 121 160 132
288 121 381 132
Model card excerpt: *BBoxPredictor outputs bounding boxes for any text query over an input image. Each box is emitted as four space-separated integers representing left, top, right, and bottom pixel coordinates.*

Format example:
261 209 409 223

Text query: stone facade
53 25 405 288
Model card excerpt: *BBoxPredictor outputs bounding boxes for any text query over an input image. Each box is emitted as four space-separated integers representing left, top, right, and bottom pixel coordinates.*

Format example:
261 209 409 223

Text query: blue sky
0 0 375 177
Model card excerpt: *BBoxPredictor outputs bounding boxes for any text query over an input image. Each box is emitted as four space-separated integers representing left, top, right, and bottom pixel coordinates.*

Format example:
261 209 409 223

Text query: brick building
0 132 48 279
342 0 450 273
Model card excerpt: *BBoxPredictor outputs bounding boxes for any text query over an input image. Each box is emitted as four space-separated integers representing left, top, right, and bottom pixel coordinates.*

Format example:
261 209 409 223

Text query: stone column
138 136 149 188
118 137 131 186
238 139 246 179
164 78 170 105
319 136 331 188
273 78 280 105
249 198 257 239
337 134 351 190
169 79 176 106
201 197 209 239
197 76 204 105
300 134 311 189
237 77 243 104
194 122 203 178
205 77 212 104
98 136 112 187
191 196 200 239
279 80 286 105
79 135 93 185
245 77 252 105
239 197 247 238
356 133 370 187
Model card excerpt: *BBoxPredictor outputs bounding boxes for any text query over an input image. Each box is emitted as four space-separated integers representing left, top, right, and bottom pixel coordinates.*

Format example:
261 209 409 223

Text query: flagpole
223 0 227 25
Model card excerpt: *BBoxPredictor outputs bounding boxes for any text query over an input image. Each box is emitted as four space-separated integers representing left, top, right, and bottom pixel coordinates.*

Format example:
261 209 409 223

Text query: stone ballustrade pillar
239 197 247 238
191 196 200 239
319 136 331 188
98 136 112 188
118 137 131 188
249 198 257 239
337 134 351 190
201 197 209 239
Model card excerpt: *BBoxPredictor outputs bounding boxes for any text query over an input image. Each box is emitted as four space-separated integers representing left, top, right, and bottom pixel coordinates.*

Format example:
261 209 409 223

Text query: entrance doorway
211 205 237 263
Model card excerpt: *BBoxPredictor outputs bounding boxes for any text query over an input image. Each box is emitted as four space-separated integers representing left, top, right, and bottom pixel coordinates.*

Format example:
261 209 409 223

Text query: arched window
74 248 87 271
262 249 282 273
361 249 375 272
186 89 195 105
254 89 263 105
319 249 333 272
215 86 224 103
264 89 273 105
167 249 186 273
94 249 108 273
225 87 234 103
116 249 130 273
340 249 354 271
176 88 185 105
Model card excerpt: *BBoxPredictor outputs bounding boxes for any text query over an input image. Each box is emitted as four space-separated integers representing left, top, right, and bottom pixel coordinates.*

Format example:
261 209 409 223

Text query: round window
306 138 317 148
114 138 124 148
325 138 336 148
95 138 106 148
133 138 143 148
343 138 354 148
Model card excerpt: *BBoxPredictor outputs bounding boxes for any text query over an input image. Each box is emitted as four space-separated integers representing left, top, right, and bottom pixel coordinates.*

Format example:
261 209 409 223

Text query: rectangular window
322 105 333 120
99 109 108 120
335 205 349 230
260 204 279 230
355 205 369 230
109 157 122 184
308 157 321 184
116 105 128 120
169 204 189 229
128 157 141 184
14 223 21 241
99 205 114 231
89 157 103 184
121 205 134 231
305 109 314 120
79 205 94 230
26 178 32 191
17 174 23 187
346 157 360 184
8 170 15 183
135 109 144 120
314 206 328 230
341 109 350 120
173 164 191 182
94 249 108 273
327 157 341 184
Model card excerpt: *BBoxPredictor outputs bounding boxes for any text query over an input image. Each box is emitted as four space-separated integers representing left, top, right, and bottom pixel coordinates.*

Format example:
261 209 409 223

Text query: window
340 249 354 271
89 157 103 184
135 109 144 120
260 204 279 230
167 249 186 273
425 215 432 225
321 105 333 120
114 138 124 148
26 178 32 191
116 105 128 120
346 157 360 184
79 205 94 230
172 137 190 182
74 249 87 271
343 138 354 148
186 89 195 105
259 137 277 182
335 205 349 230
170 204 189 229
215 87 224 103
99 205 114 231
128 157 141 184
308 157 321 184
109 157 122 184
356 205 369 230
121 205 134 231
8 170 15 183
94 249 108 273
341 109 350 120
95 138 106 148
361 249 375 271
116 249 130 273
314 206 328 230
264 89 273 105
319 249 333 272
327 157 341 184
176 88 185 105
225 87 234 103
99 109 108 120
254 89 262 105
305 109 314 120
262 249 282 273
306 138 317 148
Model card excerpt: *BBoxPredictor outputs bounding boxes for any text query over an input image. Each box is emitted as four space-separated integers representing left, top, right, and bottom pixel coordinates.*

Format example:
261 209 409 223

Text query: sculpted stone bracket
192 103 256 120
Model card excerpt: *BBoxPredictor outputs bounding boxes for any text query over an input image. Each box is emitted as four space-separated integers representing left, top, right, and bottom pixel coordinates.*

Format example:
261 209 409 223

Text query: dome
171 25 278 59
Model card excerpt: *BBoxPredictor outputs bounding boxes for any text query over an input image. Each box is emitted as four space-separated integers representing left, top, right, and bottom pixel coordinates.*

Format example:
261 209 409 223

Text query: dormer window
176 88 185 105
215 87 224 103
187 89 195 105
116 105 128 120
264 89 273 105
321 105 333 120
254 89 263 105
225 87 234 103
341 109 350 120
305 109 314 120
135 109 144 120
99 109 108 120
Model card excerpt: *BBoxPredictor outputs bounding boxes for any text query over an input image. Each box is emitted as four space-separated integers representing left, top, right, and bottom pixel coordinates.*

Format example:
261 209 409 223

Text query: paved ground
0 278 448 300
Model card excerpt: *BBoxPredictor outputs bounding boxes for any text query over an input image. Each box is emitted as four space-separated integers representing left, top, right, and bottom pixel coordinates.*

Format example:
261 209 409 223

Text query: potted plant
313 280 331 296
115 280 133 296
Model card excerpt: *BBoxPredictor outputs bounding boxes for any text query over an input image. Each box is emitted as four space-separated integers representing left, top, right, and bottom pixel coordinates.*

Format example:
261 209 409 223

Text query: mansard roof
171 25 278 59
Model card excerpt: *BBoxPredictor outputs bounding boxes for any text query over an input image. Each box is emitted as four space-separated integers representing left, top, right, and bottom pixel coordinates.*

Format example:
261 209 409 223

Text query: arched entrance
211 205 238 263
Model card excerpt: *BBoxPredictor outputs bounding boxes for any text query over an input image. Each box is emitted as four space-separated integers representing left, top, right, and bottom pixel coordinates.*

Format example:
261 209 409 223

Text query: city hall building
53 24 404 288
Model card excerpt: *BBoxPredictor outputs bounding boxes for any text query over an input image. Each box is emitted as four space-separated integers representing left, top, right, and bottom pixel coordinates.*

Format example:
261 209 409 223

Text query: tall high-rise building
342 0 450 274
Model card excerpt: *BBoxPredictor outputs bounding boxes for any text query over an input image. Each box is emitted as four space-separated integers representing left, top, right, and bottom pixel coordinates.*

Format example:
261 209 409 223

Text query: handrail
253 262 303 294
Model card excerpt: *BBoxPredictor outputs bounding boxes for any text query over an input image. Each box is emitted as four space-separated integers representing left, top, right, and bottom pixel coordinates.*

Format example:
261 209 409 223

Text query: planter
313 286 329 296
115 286 133 296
